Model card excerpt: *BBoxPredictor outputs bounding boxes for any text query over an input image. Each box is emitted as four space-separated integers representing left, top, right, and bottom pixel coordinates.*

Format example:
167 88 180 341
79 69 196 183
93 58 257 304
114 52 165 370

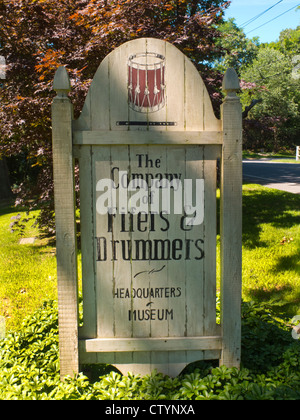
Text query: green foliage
0 0 229 236
0 301 60 400
269 26 300 58
240 48 299 120
215 21 300 151
214 18 260 75
238 28 300 151
0 299 299 400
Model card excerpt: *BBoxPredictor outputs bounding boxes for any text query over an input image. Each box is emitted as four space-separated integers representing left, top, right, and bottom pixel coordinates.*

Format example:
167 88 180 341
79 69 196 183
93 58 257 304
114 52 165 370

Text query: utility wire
240 0 284 28
246 3 300 35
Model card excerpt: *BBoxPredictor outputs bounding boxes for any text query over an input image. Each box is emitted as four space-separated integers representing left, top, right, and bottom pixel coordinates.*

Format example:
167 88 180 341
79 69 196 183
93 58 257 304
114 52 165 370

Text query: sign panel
94 145 209 339
52 37 242 378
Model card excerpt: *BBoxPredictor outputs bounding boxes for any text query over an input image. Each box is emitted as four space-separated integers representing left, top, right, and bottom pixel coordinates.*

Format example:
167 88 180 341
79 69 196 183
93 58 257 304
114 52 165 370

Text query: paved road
243 160 300 194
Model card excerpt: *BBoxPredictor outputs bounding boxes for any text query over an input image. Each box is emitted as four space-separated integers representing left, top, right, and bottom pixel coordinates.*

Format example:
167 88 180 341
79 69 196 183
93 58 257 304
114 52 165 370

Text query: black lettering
153 239 171 260
159 211 170 232
136 154 144 167
185 239 192 260
121 240 132 260
111 166 119 188
172 239 183 260
134 239 152 260
131 173 144 182
128 308 174 321
143 288 149 299
137 212 148 232
149 213 155 232
144 309 150 320
164 173 174 182
155 173 163 184
96 237 107 261
180 212 193 231
145 154 153 168
121 213 133 232
107 213 116 233
145 173 154 188
166 309 174 320
195 239 205 260
157 309 164 321
111 239 119 260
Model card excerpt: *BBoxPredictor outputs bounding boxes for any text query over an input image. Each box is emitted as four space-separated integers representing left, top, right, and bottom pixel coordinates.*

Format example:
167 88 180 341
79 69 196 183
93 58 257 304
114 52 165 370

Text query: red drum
128 53 165 113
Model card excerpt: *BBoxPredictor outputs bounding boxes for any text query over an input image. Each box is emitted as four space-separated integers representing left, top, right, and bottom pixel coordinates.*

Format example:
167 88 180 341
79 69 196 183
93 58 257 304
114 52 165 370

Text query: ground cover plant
0 183 299 399
0 300 299 400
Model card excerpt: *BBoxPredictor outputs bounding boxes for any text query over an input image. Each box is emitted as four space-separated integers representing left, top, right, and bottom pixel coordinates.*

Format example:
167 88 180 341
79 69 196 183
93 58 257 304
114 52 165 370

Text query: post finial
222 68 240 97
53 66 71 97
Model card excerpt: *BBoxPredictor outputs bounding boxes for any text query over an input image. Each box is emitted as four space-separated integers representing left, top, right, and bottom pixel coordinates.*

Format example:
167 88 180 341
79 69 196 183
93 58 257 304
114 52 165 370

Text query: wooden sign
52 38 242 378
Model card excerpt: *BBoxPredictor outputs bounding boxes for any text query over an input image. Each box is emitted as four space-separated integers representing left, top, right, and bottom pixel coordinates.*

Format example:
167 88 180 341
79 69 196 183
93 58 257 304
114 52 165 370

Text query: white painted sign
52 38 242 378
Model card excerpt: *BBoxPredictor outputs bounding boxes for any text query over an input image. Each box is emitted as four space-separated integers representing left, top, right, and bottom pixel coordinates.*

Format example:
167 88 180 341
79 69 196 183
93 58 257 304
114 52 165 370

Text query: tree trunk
0 157 13 202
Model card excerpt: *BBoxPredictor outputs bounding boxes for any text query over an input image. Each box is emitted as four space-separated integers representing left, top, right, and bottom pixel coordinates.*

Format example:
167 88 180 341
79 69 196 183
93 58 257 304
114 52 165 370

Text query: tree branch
242 98 262 119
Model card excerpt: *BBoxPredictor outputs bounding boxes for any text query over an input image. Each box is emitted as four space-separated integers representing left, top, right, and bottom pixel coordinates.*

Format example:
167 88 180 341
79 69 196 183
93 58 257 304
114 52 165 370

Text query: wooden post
52 66 79 378
0 55 6 79
220 68 242 368
296 146 300 161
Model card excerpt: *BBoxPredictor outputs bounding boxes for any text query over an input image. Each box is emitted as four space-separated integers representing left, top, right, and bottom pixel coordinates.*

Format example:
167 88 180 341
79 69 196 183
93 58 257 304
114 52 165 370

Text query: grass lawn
0 183 300 331
241 183 300 317
0 207 57 330
243 150 300 163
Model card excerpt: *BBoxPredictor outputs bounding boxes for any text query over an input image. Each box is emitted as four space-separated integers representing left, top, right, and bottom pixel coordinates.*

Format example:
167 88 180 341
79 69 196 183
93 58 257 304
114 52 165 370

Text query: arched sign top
74 38 221 132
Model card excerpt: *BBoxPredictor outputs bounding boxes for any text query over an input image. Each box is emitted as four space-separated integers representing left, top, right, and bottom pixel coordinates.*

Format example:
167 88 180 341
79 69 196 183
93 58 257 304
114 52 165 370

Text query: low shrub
0 300 299 400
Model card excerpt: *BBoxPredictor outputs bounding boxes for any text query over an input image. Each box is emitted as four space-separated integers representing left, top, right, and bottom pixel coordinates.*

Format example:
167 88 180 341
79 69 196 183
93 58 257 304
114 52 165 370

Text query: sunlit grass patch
241 184 300 316
0 206 57 330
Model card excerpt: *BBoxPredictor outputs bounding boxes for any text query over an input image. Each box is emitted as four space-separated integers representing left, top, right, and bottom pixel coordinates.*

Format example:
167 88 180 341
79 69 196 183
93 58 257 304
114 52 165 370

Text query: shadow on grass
242 183 300 249
240 183 300 316
248 241 300 317
0 203 15 217
273 252 300 276
247 285 300 319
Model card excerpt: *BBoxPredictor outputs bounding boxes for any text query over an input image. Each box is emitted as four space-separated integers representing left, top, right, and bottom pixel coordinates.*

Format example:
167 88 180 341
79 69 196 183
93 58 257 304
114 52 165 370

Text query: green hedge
0 300 299 400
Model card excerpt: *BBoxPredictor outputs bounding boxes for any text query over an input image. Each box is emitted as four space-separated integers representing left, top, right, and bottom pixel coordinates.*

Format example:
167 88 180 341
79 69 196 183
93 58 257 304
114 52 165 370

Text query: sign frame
51 38 242 378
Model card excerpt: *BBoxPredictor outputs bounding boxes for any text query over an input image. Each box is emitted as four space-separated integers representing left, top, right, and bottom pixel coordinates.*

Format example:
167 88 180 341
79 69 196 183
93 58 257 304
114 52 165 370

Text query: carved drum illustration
128 52 165 113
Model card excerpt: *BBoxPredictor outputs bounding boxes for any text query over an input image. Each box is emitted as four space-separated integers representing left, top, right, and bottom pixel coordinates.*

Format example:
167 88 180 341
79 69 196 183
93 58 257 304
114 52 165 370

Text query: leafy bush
0 300 299 400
